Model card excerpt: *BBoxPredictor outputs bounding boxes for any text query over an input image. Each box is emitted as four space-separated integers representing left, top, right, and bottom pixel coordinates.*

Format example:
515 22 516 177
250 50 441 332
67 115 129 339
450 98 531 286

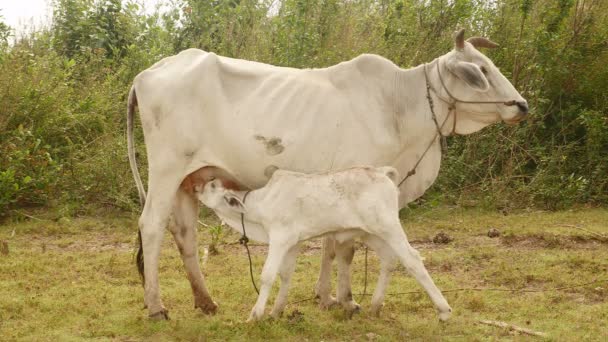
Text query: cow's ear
449 61 489 92
224 192 246 213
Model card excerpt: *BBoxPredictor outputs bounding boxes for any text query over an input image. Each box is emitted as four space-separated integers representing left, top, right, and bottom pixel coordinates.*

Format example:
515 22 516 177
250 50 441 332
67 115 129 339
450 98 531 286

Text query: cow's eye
480 66 488 75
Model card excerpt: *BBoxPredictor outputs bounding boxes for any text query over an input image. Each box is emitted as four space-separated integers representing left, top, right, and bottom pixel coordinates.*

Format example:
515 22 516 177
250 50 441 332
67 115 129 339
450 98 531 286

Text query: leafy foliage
0 0 606 216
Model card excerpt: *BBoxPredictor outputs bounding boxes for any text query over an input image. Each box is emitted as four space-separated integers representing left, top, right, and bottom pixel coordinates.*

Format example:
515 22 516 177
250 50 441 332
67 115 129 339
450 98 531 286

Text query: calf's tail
127 85 146 285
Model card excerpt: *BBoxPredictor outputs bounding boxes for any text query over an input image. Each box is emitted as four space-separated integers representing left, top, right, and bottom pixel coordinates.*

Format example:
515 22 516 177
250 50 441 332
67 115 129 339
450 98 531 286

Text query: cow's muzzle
516 100 529 115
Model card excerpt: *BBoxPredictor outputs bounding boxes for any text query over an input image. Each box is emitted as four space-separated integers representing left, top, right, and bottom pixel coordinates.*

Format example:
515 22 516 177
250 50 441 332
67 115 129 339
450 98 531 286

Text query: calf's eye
480 66 488 74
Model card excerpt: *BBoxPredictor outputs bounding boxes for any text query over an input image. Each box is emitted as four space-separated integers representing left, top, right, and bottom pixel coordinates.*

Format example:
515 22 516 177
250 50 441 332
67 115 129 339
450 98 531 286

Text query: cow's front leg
168 188 218 315
248 235 294 322
335 239 360 318
315 236 338 309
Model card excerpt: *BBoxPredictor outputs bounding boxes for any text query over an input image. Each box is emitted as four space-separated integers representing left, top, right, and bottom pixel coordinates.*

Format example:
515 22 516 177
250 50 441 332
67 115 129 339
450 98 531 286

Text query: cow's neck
394 59 455 138
389 59 453 206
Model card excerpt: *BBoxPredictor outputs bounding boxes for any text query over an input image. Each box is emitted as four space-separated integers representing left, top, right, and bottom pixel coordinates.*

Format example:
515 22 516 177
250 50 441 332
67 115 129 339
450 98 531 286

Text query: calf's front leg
248 235 295 322
270 244 300 318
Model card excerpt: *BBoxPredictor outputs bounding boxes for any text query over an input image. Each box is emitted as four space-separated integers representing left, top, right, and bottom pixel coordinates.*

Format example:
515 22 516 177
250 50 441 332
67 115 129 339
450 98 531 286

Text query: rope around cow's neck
396 61 453 187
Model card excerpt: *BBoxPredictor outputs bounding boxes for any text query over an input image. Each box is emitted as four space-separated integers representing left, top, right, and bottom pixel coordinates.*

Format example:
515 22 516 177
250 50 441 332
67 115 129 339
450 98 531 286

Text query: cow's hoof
196 300 219 315
149 309 169 320
317 296 338 310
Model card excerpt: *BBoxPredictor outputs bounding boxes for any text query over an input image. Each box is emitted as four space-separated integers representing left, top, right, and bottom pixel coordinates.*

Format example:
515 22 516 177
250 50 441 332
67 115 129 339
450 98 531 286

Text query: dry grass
1 207 607 341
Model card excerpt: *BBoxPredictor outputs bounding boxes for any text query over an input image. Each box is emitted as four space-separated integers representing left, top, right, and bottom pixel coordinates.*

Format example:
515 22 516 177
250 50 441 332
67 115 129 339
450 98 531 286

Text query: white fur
197 167 452 322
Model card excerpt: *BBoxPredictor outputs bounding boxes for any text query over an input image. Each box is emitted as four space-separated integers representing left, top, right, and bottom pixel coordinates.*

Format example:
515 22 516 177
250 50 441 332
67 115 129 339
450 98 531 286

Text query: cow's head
196 179 247 214
438 29 528 134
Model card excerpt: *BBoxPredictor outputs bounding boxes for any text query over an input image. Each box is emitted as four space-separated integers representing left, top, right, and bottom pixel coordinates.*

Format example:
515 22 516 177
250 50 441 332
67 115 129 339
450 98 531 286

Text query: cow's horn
467 37 499 49
454 29 465 51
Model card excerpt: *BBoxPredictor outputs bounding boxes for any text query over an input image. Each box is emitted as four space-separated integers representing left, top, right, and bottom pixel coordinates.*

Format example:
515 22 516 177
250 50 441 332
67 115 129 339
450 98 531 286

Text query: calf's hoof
370 303 384 317
149 309 169 320
247 310 263 323
196 300 219 315
269 308 284 319
343 302 361 319
438 307 452 322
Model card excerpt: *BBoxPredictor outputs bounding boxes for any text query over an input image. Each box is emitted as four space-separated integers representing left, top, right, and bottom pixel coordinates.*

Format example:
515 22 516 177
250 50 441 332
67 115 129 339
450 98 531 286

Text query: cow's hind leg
168 188 218 315
138 173 182 319
270 244 300 318
315 237 338 309
335 239 360 318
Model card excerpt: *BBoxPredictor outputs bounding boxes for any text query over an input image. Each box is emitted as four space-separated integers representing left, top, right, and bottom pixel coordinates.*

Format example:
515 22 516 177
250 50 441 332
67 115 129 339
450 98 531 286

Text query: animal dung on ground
287 309 304 324
432 231 453 244
0 240 8 255
487 228 501 238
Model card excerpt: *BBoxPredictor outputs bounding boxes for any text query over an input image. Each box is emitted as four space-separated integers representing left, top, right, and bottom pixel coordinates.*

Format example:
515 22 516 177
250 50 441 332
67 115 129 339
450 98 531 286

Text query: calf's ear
224 192 247 213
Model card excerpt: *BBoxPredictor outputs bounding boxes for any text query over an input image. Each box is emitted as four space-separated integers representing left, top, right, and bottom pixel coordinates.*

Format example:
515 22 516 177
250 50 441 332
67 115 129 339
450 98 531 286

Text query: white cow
196 166 452 322
128 29 528 319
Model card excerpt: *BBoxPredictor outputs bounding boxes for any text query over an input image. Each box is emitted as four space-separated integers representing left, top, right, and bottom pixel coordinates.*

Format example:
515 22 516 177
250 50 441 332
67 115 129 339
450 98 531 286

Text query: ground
1 206 607 341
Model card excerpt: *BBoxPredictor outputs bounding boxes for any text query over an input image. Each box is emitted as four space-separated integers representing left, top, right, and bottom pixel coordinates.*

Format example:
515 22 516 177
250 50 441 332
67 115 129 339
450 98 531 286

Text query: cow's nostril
516 101 529 114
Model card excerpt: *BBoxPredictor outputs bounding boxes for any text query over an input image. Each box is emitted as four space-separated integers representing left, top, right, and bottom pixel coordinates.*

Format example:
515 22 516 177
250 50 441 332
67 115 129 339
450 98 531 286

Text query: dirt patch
500 234 608 250
20 233 134 253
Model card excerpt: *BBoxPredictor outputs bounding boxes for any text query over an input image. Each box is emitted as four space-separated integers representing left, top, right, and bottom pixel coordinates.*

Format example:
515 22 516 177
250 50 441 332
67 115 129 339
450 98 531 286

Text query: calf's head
439 29 528 134
196 179 247 213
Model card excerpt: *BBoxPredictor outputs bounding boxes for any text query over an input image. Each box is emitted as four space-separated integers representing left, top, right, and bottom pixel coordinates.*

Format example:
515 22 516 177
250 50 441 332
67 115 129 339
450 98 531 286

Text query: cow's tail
379 166 400 186
127 85 146 285
127 85 146 206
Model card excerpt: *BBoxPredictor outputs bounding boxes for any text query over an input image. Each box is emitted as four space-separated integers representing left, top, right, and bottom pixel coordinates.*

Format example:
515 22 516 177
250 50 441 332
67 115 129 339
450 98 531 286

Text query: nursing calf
196 166 452 322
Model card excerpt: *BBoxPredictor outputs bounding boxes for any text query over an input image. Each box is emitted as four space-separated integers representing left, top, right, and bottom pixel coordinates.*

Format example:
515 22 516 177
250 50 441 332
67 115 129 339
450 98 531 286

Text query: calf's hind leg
168 188 218 314
361 234 397 316
384 223 452 321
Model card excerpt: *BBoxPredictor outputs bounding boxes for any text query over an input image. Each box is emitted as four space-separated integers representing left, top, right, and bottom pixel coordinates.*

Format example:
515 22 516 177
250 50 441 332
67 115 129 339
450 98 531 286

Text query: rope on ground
557 224 607 239
358 246 368 303
477 319 548 338
353 278 608 297
287 279 608 307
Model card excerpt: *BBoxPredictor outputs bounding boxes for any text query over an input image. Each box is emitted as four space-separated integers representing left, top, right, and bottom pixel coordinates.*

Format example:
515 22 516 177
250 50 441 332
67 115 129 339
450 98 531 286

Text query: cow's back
131 50 406 201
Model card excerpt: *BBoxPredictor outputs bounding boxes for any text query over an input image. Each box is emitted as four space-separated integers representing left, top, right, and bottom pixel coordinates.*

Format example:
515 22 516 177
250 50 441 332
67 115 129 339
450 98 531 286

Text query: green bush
0 0 606 217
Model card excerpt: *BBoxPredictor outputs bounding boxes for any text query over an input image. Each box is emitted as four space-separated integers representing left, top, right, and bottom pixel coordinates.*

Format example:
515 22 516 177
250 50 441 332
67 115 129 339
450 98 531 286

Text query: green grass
1 207 607 341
